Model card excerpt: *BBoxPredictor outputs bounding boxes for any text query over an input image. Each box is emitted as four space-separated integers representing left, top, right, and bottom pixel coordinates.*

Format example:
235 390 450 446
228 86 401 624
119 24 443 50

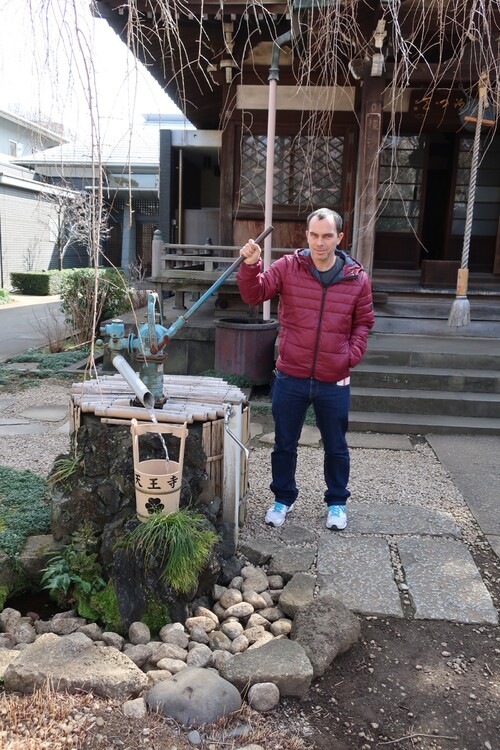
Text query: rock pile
0 562 361 727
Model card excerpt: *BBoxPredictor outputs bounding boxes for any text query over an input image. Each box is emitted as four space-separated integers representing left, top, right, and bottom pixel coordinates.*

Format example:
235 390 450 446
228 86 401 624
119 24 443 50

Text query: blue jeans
270 370 350 507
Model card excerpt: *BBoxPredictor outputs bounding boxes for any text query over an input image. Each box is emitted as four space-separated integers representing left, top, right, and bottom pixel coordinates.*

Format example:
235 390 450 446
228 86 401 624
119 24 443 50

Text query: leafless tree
41 185 110 270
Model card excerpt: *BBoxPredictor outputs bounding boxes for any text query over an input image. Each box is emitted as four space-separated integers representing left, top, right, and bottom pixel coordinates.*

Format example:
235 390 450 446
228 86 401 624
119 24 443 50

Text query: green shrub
0 289 12 305
0 467 51 558
7 347 89 371
10 271 66 296
59 268 133 344
200 370 253 388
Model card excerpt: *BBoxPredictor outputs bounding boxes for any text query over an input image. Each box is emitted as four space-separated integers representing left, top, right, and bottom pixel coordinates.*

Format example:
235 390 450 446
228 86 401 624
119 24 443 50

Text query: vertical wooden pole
352 71 385 276
220 123 235 246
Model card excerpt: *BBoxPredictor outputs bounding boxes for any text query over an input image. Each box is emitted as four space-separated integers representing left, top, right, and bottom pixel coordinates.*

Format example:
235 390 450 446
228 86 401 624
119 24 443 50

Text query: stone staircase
349 295 500 434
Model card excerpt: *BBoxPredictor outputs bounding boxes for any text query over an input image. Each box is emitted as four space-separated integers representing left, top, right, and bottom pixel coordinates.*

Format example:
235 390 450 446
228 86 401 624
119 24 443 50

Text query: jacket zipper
310 285 327 378
306 258 360 379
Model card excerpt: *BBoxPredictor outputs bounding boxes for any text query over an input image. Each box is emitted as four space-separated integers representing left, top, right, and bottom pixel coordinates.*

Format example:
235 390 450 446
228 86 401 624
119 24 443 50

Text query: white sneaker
326 504 347 530
265 502 293 527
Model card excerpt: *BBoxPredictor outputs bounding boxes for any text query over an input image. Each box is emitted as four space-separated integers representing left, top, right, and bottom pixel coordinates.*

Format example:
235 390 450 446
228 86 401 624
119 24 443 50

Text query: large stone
291 594 361 678
146 666 241 726
0 648 20 677
279 573 316 617
3 632 149 698
34 617 87 635
0 552 20 596
0 607 22 633
219 639 313 698
19 535 64 582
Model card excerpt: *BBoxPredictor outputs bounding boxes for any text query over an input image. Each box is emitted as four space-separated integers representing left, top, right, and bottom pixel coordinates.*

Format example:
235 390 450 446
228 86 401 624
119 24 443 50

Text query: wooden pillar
352 70 385 276
494 209 500 275
219 122 235 246
159 129 173 244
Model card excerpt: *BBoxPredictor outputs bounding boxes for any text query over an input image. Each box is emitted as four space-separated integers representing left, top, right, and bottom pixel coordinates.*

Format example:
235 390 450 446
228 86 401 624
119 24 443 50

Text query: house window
376 135 425 232
239 135 344 210
9 140 20 157
452 136 500 237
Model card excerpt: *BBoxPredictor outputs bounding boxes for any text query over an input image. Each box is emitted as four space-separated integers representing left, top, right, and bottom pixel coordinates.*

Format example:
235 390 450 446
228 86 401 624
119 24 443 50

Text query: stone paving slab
398 538 498 624
267 547 317 580
20 405 68 421
0 399 16 412
0 417 31 425
257 429 414 451
259 425 321 446
250 421 264 437
347 503 461 537
0 423 50 436
346 433 413 451
316 535 403 617
2 362 40 371
427 435 500 536
486 535 500 558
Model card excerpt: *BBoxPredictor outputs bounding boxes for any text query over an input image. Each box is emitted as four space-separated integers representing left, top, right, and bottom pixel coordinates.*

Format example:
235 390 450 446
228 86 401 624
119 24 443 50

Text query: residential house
17 114 214 276
0 109 68 287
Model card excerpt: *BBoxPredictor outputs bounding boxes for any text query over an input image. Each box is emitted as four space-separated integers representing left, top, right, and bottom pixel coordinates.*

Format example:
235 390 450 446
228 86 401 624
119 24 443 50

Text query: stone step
364 345 500 371
374 295 500 321
372 315 500 338
351 386 500 419
348 410 500 435
353 364 500 393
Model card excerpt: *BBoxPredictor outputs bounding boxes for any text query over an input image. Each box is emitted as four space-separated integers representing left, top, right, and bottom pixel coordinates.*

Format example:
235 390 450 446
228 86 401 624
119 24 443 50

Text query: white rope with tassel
448 76 487 327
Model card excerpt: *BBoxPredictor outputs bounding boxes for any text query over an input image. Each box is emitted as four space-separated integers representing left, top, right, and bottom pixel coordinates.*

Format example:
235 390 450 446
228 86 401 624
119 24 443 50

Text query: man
237 208 374 530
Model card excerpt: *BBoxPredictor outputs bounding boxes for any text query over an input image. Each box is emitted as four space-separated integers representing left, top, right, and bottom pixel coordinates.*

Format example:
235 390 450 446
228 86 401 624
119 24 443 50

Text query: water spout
111 354 155 410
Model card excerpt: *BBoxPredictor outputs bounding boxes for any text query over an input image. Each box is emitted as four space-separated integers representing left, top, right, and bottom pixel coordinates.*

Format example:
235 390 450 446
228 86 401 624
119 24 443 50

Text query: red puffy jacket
237 249 375 383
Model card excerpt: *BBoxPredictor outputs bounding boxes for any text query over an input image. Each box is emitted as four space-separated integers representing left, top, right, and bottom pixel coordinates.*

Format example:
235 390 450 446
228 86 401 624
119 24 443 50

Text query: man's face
305 215 344 269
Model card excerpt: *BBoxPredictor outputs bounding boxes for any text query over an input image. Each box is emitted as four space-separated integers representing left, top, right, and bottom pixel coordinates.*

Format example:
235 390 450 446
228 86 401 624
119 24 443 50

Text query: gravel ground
240 441 481 548
0 383 71 476
0 382 482 551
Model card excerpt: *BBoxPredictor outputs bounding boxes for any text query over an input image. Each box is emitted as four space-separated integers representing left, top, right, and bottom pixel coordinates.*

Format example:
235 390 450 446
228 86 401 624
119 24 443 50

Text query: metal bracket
224 404 250 459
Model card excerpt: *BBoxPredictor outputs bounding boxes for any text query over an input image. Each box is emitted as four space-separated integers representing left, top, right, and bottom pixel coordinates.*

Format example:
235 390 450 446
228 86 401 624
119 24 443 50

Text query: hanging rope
448 74 487 327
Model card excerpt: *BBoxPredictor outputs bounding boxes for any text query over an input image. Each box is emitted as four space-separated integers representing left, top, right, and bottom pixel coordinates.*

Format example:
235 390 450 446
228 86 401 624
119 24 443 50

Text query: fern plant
125 509 219 594
41 523 105 607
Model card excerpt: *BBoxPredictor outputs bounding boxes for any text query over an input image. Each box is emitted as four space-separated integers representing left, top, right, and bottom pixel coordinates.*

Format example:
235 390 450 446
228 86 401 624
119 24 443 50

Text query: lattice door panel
240 135 344 210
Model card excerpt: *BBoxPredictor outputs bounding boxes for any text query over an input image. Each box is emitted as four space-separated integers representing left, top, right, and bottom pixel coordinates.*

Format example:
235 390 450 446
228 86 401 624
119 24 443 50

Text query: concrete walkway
255 424 499 625
0 295 64 362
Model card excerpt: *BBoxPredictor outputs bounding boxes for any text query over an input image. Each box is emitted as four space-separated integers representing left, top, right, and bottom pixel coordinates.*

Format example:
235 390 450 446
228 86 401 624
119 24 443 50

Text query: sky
0 0 183 142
